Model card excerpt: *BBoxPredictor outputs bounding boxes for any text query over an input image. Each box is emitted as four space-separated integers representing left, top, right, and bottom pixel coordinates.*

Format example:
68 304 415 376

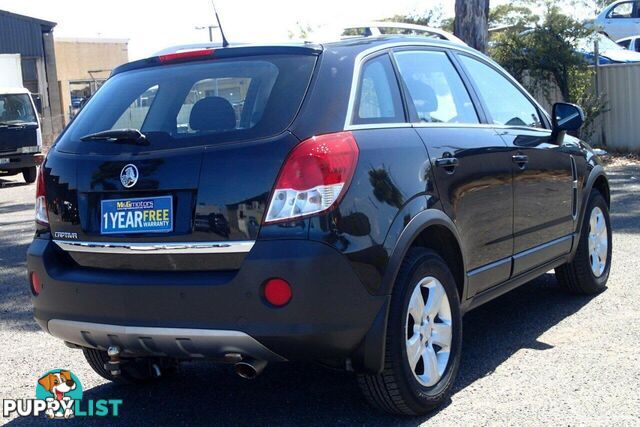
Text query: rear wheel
556 190 611 294
83 348 178 384
22 166 37 184
357 248 462 415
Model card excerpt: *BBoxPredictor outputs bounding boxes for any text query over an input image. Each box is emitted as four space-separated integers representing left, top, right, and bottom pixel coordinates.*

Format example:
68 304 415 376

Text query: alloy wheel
405 276 453 387
588 206 608 277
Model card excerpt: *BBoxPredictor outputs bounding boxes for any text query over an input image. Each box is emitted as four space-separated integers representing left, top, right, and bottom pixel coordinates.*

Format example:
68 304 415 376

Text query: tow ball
105 346 122 377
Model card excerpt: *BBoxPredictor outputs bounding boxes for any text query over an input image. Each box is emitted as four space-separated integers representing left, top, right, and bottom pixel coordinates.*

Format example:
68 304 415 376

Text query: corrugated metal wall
530 64 640 153
596 63 640 152
0 10 54 57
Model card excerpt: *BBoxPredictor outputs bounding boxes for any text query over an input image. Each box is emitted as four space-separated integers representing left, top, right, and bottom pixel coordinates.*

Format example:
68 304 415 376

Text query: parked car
577 32 640 63
593 0 640 40
27 32 612 415
0 87 42 183
617 35 640 51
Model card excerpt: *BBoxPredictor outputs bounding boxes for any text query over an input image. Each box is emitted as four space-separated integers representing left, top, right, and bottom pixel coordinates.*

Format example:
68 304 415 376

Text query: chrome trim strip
53 239 255 254
48 319 286 361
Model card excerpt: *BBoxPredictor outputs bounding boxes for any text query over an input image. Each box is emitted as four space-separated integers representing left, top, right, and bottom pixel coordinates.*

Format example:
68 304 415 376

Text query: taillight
35 166 48 225
265 131 359 223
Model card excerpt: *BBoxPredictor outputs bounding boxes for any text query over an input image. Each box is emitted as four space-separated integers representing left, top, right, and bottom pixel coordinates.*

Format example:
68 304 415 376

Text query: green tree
490 1 608 142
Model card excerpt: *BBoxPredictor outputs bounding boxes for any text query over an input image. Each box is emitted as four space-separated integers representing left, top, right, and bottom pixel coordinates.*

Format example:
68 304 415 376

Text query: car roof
0 87 30 95
112 35 480 77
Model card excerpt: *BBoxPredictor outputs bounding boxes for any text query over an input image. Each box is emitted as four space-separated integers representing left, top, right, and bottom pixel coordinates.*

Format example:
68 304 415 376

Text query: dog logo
120 164 139 188
35 369 82 419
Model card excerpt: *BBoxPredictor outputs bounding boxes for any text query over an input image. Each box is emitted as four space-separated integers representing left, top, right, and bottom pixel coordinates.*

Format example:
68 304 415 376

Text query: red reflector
263 278 292 307
30 272 41 296
159 49 215 63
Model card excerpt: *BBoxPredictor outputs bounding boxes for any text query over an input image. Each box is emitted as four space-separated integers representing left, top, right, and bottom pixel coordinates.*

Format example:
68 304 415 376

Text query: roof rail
329 22 466 45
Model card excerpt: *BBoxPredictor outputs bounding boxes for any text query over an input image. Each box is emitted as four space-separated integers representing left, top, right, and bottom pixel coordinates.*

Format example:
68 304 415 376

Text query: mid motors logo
2 369 122 419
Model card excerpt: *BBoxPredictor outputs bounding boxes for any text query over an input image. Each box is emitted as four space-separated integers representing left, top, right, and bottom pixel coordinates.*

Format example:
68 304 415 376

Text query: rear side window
394 50 478 124
58 55 316 153
458 55 544 129
353 54 405 125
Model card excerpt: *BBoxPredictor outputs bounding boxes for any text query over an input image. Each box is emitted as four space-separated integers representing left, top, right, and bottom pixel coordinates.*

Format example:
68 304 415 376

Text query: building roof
0 10 56 30
55 37 129 45
0 9 57 57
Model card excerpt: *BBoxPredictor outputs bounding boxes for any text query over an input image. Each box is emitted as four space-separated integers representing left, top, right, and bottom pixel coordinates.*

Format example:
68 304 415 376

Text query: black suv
27 36 612 415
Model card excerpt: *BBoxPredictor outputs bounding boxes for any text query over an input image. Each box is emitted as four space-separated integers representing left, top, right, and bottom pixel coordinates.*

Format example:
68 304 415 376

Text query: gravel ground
1 163 639 426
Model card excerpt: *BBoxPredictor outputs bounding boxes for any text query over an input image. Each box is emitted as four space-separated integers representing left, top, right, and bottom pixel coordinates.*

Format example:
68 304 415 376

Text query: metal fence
531 63 640 153
594 63 640 152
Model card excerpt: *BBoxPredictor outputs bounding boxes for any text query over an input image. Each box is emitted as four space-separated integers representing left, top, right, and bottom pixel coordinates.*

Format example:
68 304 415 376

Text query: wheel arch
381 209 467 300
353 209 467 374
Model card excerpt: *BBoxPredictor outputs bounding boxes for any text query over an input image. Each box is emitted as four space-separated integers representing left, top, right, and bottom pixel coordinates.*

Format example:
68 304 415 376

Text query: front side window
354 54 405 124
607 1 634 18
394 50 479 124
459 55 544 129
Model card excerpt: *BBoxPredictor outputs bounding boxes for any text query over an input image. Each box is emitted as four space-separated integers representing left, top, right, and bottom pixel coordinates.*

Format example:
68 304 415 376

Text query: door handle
512 154 529 169
435 157 459 173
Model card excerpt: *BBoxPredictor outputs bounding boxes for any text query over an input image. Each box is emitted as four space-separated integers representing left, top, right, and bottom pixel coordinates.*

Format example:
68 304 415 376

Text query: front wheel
556 189 612 294
357 248 462 415
22 166 37 184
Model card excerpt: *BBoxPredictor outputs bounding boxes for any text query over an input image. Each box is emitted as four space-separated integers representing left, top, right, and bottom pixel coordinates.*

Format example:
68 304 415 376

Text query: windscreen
57 55 316 153
0 94 37 125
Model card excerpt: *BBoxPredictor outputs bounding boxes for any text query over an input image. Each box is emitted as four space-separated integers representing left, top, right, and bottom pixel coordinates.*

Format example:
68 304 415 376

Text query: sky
0 0 454 59
0 0 597 60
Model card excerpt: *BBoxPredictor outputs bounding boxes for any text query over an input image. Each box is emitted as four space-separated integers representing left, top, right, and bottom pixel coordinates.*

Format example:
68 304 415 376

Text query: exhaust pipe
235 358 267 379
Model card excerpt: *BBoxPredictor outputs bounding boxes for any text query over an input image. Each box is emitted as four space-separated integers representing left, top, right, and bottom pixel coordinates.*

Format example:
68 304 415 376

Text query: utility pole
454 0 490 53
195 25 219 42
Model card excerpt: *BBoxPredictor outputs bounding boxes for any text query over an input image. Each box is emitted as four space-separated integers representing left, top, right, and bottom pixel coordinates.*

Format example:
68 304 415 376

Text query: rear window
0 94 37 125
57 55 316 153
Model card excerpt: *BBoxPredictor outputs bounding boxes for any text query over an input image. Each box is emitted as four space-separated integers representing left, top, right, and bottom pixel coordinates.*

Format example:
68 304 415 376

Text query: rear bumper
0 152 38 170
48 319 286 361
28 237 388 362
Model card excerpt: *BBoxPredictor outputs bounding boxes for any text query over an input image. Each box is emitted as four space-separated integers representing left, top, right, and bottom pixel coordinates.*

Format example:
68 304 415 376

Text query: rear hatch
0 92 39 155
45 47 318 270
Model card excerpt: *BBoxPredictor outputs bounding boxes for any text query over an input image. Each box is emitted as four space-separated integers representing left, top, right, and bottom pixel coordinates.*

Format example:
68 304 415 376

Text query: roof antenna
211 1 229 47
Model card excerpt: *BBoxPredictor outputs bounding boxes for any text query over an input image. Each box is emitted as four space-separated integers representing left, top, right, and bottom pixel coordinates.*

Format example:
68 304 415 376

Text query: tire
22 166 37 184
556 189 612 295
357 248 462 415
83 348 178 384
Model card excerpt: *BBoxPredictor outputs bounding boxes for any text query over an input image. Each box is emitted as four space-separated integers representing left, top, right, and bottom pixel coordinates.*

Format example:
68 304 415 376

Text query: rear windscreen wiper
80 129 148 144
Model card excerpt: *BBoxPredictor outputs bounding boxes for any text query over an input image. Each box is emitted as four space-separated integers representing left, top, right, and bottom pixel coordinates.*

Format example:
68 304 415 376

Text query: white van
0 87 42 183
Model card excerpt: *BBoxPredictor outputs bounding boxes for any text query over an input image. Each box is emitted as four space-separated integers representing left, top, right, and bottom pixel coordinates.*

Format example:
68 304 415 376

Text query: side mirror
552 102 585 132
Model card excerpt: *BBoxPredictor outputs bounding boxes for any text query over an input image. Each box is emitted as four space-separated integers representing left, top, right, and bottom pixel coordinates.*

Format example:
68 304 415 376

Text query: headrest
189 96 236 132
408 81 438 114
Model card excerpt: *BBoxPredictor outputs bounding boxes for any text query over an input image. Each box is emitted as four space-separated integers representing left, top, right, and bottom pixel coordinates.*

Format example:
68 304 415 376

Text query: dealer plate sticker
101 196 173 234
